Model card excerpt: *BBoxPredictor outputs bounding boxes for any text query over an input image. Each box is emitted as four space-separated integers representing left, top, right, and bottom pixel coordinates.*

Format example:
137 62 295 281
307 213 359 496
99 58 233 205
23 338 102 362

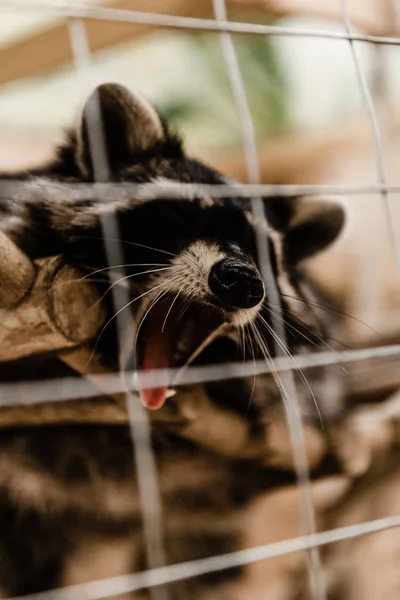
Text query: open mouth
137 296 225 411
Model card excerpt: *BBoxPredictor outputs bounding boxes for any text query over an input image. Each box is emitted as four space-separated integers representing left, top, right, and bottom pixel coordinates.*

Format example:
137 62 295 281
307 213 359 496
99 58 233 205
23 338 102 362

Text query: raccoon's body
0 83 348 599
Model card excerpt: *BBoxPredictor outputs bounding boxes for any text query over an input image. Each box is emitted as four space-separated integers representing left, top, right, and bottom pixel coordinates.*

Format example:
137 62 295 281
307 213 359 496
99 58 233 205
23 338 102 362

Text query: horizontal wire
340 0 400 281
0 0 400 47
6 514 400 600
2 180 400 200
1 344 400 408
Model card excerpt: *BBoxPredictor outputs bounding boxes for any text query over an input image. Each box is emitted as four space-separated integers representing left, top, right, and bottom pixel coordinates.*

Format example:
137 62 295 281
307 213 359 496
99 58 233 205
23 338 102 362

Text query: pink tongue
139 326 172 411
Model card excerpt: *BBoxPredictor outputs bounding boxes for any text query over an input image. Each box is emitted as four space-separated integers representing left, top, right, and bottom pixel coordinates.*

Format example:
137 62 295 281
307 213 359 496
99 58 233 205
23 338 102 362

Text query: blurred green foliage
159 34 289 148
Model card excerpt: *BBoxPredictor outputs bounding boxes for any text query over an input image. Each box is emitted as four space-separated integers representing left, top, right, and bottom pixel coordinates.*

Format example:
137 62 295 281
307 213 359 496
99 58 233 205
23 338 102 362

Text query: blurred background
1 1 400 159
2 0 400 344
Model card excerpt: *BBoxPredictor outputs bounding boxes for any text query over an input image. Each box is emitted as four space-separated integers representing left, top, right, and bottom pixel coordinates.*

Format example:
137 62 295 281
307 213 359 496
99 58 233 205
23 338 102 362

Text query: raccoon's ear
76 83 165 177
264 196 345 264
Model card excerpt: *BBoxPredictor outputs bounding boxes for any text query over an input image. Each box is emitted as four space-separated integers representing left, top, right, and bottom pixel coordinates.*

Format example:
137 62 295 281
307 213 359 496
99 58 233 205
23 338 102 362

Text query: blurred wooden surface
0 0 212 86
0 0 245 86
0 0 398 86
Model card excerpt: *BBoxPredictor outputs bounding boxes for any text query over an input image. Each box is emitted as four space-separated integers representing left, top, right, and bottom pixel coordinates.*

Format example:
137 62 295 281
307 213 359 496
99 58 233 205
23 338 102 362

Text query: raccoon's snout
208 259 264 310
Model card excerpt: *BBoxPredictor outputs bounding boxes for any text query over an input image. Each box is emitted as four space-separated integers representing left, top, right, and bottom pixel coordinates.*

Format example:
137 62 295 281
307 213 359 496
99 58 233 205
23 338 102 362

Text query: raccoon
0 83 346 599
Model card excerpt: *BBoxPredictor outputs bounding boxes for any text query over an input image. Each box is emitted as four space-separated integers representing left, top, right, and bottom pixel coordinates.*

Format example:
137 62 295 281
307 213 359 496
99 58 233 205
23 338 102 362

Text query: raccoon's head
24 83 345 411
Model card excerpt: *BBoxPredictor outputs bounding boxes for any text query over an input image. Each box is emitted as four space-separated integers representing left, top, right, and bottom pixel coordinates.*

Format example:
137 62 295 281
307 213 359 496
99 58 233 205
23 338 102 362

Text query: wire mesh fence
0 1 400 599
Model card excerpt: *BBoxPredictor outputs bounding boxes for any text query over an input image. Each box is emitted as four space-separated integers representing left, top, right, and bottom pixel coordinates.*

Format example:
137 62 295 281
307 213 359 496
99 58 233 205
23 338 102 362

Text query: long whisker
280 293 383 339
162 287 184 333
257 314 323 428
133 287 174 351
40 266 170 303
81 235 177 257
91 282 167 359
244 323 256 419
88 268 172 311
263 305 340 357
121 272 186 372
248 319 291 416
240 324 246 363
262 302 353 350
133 270 187 348
79 263 171 280
96 267 172 305
267 307 350 375
249 318 306 436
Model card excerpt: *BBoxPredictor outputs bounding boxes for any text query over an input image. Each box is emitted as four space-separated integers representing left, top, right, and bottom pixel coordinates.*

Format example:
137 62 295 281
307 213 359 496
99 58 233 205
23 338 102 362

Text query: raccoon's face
5 83 345 411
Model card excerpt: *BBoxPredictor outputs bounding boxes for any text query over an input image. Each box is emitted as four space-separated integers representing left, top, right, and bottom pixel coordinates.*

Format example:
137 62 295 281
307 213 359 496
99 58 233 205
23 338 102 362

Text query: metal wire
67 15 169 600
212 0 325 597
0 179 400 199
340 0 400 281
1 1 400 599
1 342 400 409
2 0 400 47
4 180 400 200
7 515 400 600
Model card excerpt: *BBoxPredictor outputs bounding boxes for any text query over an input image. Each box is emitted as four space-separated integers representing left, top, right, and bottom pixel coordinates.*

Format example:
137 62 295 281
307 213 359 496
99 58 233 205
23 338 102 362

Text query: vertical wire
211 1 326 599
67 17 169 600
340 0 400 282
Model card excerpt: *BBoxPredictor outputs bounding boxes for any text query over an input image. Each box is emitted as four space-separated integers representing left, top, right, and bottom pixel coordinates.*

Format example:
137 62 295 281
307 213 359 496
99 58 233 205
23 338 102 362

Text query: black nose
208 259 264 309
